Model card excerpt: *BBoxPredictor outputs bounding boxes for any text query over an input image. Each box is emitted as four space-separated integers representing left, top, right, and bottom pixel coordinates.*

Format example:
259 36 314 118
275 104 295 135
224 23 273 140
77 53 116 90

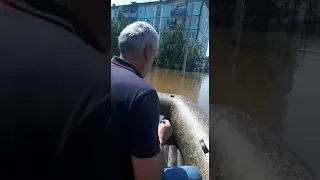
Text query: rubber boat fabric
158 93 209 180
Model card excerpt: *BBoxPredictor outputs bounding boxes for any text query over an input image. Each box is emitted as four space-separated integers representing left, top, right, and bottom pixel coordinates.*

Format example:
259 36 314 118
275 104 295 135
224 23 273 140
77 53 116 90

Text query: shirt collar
111 56 143 78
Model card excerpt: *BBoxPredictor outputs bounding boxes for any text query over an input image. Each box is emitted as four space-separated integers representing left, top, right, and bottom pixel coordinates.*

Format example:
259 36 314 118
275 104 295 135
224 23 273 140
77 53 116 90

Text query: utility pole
182 0 194 76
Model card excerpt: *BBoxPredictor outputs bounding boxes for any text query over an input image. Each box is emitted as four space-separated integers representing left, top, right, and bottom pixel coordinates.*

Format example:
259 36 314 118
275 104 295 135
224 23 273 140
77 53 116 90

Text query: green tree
111 8 126 56
201 56 209 72
155 25 204 72
155 24 185 70
186 43 203 72
111 11 204 72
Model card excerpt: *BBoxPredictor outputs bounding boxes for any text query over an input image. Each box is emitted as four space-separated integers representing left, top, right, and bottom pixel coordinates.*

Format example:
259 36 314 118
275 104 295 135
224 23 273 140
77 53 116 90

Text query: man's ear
145 43 153 57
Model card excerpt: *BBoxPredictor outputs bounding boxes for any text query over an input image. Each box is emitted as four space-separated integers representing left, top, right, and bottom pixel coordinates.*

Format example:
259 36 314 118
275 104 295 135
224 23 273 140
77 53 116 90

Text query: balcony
171 8 186 16
124 12 137 18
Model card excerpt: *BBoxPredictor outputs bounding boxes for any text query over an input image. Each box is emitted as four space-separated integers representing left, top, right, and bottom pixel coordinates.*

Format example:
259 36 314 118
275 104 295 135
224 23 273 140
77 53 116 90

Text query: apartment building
111 0 209 57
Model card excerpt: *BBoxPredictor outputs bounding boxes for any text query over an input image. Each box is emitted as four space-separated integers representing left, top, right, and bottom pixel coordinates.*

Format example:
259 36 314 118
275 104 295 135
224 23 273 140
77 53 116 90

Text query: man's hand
158 119 173 146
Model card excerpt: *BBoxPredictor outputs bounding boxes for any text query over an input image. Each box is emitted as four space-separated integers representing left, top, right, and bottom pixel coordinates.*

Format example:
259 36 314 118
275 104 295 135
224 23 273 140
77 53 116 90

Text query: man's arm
128 89 164 180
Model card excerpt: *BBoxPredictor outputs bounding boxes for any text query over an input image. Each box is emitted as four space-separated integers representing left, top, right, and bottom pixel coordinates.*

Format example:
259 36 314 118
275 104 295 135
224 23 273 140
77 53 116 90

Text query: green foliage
186 43 203 72
201 56 209 72
154 25 205 72
154 24 185 70
111 8 127 56
111 11 205 72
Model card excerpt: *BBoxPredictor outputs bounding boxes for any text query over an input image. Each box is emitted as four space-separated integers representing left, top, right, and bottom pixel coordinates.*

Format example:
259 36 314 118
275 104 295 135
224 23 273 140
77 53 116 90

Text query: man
111 21 172 180
0 0 110 178
111 22 202 180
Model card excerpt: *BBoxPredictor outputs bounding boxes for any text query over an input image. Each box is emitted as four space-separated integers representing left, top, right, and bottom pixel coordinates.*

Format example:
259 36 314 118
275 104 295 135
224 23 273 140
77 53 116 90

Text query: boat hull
158 92 209 180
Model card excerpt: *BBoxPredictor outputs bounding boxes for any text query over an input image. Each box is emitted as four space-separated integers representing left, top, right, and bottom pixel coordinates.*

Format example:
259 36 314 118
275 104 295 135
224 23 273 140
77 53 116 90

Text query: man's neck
120 54 144 78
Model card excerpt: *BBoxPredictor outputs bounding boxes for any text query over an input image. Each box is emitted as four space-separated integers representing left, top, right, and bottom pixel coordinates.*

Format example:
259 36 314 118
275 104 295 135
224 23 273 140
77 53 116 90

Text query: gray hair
118 21 159 54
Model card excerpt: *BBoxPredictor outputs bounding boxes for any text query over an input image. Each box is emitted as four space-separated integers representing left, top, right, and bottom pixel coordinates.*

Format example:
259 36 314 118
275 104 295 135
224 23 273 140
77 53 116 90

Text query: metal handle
199 138 209 154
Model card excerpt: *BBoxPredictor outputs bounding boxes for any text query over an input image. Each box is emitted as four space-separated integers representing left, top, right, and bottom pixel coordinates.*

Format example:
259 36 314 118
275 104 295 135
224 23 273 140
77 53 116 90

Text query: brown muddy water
145 67 209 115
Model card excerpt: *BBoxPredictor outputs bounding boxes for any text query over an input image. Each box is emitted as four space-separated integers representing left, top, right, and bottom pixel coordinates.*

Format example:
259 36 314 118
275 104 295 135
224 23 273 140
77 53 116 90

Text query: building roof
111 0 207 8
111 1 165 8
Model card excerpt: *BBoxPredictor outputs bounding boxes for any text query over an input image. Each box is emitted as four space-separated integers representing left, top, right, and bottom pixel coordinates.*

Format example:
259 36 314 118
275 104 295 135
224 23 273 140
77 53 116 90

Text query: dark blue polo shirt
111 56 161 178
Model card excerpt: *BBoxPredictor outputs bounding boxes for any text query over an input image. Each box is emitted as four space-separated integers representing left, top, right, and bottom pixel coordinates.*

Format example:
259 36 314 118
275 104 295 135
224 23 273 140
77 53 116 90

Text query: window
154 17 161 29
149 6 153 13
192 16 197 25
194 2 200 11
177 5 185 10
156 5 162 16
192 32 196 39
187 2 192 10
173 3 185 10
185 32 191 38
185 17 191 25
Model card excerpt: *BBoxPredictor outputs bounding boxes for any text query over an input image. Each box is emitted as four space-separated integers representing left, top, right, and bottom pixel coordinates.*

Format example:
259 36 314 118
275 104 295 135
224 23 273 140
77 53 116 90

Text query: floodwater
211 27 320 175
145 67 209 115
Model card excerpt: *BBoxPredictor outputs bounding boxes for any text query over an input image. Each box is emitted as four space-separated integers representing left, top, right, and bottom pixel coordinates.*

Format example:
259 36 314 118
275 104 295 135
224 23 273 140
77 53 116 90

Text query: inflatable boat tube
210 105 317 180
158 92 209 180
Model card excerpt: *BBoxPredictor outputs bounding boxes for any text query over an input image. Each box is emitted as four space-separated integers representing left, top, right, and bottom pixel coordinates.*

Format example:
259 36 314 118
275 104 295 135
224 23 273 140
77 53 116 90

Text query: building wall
184 0 209 56
203 3 209 56
162 4 172 18
137 3 172 29
187 0 202 15
198 1 209 56
137 4 154 26
137 6 145 19
145 5 155 19
111 7 119 19
112 0 209 57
